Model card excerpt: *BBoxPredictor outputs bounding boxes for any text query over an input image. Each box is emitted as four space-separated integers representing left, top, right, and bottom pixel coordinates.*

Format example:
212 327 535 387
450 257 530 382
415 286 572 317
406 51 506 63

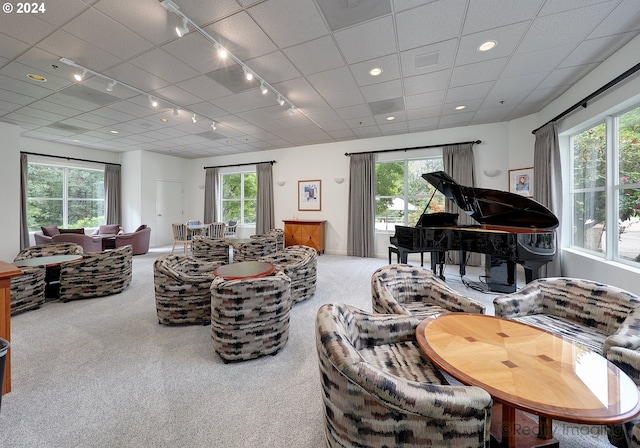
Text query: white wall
0 122 21 261
121 150 142 233
185 121 512 256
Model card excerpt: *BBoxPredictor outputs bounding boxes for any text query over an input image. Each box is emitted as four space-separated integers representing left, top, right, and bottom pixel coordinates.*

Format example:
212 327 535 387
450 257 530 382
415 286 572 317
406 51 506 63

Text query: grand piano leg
485 256 518 293
430 251 446 281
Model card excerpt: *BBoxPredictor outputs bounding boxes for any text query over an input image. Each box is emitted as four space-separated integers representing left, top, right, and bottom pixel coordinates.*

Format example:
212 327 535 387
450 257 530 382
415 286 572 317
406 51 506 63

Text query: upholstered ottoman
210 270 291 362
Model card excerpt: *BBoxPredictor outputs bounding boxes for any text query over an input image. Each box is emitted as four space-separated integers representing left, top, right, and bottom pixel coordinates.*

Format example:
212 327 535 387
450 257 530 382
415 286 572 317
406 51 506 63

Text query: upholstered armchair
58 245 132 302
10 242 83 314
316 303 492 448
91 224 123 236
493 277 640 355
606 347 640 448
115 225 151 255
371 264 486 318
210 270 291 362
232 236 278 262
191 236 230 264
252 228 284 250
52 233 103 252
153 254 224 325
259 245 317 303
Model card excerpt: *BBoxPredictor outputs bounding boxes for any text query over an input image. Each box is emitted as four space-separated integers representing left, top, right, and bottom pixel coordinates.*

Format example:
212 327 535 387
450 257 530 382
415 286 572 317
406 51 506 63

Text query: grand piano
391 171 558 293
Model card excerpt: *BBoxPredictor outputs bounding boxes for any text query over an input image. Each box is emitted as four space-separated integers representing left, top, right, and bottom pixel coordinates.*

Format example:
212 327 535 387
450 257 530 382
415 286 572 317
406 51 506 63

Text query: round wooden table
213 261 275 280
416 313 640 448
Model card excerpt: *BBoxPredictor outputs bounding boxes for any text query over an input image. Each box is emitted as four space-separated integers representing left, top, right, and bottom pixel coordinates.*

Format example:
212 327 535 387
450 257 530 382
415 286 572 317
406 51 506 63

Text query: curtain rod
203 160 276 169
532 60 640 134
21 151 121 166
344 140 481 156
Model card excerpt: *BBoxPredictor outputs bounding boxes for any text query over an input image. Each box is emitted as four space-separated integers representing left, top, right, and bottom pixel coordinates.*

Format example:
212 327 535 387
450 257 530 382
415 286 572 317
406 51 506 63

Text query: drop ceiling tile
161 32 231 74
558 34 634 69
95 0 175 45
502 46 573 78
0 62 70 92
538 0 616 17
405 90 445 110
334 16 396 64
249 0 328 48
36 30 122 72
63 8 155 59
0 33 31 60
455 22 530 66
445 83 494 103
16 48 79 80
284 36 344 76
14 106 68 123
442 99 483 114
469 106 515 124
395 0 467 51
588 0 640 39
176 76 233 102
537 63 598 89
0 74 54 99
246 51 301 85
351 125 382 137
404 70 451 96
407 105 443 120
335 104 371 120
315 0 391 32
103 62 171 93
449 58 508 88
204 11 277 61
0 13 56 45
361 79 402 103
306 66 358 96
151 85 203 107
129 49 200 84
0 87 41 106
462 0 543 35
350 54 400 87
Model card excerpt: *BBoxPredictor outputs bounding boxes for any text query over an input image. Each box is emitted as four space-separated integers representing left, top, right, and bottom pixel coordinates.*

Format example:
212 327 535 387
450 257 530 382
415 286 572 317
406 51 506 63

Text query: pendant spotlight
149 96 159 108
175 17 189 37
211 121 217 131
192 113 197 123
73 69 87 81
106 80 116 92
260 81 268 95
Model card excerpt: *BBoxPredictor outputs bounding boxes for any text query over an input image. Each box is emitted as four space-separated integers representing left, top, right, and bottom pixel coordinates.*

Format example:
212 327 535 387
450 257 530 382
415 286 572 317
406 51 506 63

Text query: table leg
490 403 559 448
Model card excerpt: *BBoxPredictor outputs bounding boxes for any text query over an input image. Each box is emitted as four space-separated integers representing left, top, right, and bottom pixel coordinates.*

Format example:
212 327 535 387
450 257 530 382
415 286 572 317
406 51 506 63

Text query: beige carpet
0 249 614 447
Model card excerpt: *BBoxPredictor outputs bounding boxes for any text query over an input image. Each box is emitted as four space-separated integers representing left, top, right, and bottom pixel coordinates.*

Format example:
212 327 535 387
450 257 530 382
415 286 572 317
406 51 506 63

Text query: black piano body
391 171 558 293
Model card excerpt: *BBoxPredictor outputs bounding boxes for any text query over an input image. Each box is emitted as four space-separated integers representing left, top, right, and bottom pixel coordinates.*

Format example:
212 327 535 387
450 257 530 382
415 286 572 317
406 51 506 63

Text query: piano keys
391 171 558 293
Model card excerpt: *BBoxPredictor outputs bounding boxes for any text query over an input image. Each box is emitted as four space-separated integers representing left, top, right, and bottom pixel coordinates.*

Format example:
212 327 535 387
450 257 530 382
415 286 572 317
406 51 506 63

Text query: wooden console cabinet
0 261 23 396
283 220 326 254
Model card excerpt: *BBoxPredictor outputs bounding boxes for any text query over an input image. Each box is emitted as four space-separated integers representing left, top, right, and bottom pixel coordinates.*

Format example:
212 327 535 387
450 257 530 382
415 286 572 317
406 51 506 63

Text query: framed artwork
298 180 321 211
509 167 534 197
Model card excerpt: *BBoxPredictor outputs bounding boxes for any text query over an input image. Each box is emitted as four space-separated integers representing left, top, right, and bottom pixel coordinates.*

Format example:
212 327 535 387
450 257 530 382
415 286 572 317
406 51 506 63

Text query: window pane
376 162 403 196
572 191 606 252
619 105 640 187
244 199 256 224
68 168 104 199
375 197 402 231
222 174 241 199
222 200 241 223
572 123 606 189
244 173 257 198
27 164 63 198
27 199 63 231
68 200 105 228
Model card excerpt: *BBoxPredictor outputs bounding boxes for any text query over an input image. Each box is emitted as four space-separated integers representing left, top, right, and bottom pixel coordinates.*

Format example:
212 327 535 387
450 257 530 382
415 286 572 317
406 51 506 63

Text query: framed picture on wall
298 180 321 211
509 167 534 197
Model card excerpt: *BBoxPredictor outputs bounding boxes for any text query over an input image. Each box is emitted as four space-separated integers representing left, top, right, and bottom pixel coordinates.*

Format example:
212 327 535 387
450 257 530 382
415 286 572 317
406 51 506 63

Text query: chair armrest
607 346 640 386
493 283 545 317
605 308 640 354
352 307 423 346
427 281 486 314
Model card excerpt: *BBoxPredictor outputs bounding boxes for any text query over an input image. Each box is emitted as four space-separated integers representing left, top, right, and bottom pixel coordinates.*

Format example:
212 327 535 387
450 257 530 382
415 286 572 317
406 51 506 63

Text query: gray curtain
443 143 481 266
20 153 29 249
256 163 274 234
347 153 375 257
204 167 219 223
534 122 563 277
104 164 122 225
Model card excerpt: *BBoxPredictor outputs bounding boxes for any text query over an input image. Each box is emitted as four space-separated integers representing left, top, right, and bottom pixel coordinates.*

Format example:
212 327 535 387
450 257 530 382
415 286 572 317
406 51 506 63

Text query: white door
155 180 183 247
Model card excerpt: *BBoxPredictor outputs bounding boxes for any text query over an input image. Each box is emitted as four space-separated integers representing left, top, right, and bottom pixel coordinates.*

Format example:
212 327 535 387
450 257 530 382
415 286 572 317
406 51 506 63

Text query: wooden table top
213 261 275 280
416 313 640 425
13 254 83 268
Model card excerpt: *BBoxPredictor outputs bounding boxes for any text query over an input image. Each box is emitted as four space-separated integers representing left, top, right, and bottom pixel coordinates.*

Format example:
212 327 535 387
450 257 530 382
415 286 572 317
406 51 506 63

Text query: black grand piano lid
422 171 559 230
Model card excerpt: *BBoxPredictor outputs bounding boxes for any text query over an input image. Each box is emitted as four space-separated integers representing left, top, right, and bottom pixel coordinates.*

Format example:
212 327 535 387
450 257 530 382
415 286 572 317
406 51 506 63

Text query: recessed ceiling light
110 130 119 134
455 105 466 110
386 116 395 121
478 40 497 52
369 67 383 76
160 118 169 123
27 74 47 82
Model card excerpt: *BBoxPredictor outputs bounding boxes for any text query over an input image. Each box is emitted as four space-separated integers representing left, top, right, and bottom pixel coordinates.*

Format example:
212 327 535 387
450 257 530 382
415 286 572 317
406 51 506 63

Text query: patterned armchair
232 236 278 262
210 270 291 362
10 243 83 314
154 254 224 325
316 303 492 448
252 228 284 250
493 277 640 355
259 245 317 303
191 236 230 264
371 264 485 318
58 245 132 302
607 347 640 448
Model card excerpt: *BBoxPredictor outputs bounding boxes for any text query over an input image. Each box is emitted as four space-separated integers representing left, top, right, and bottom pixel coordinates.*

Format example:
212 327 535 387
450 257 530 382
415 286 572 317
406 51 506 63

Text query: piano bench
388 246 424 266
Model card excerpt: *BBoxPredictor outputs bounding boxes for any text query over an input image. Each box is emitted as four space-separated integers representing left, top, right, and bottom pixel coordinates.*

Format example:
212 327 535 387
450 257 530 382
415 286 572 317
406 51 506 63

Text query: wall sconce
334 177 345 184
483 169 501 178
277 180 286 186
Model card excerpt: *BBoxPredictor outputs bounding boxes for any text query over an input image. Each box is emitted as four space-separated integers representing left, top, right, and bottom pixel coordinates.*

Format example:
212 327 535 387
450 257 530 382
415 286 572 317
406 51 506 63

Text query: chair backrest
234 236 278 262
15 242 83 261
207 222 226 238
51 233 103 253
192 236 229 262
172 223 187 241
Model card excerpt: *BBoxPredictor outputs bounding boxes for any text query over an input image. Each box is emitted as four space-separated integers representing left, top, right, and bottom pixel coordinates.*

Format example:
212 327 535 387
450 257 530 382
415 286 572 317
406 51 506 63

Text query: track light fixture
192 113 197 123
159 0 305 120
74 69 87 81
106 80 116 92
288 106 295 116
175 17 189 37
172 107 179 116
211 121 217 131
149 96 159 108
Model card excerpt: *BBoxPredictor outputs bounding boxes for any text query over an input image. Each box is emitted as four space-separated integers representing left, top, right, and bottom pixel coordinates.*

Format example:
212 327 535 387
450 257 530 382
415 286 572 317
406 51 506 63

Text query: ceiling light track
159 0 300 114
58 57 219 130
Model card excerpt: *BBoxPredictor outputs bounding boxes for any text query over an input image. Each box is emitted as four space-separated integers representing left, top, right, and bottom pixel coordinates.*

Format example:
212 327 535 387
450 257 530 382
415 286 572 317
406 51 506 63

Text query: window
221 171 256 224
570 104 640 264
27 162 105 231
375 157 444 231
